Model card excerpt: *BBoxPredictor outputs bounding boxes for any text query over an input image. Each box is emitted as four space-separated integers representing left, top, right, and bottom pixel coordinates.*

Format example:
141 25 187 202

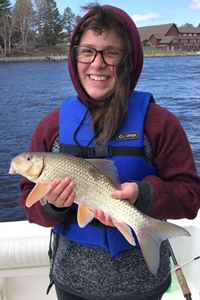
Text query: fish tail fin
136 219 190 275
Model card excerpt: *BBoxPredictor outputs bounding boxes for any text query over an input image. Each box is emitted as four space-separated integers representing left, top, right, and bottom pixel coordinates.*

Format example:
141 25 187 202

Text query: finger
110 183 137 200
53 180 75 206
46 178 70 197
92 209 98 218
109 189 127 199
105 214 115 227
46 178 73 204
97 209 105 221
62 191 76 207
92 209 115 227
92 209 105 223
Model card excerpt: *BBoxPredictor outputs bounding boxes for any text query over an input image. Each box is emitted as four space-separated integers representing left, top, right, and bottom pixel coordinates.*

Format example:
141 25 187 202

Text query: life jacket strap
47 224 62 294
60 144 144 158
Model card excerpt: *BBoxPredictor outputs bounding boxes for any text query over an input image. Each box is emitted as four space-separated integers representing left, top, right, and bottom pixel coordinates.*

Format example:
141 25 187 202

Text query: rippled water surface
0 56 199 222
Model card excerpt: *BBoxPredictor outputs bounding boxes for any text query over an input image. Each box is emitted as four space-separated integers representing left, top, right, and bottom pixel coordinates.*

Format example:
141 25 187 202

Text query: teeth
90 75 108 81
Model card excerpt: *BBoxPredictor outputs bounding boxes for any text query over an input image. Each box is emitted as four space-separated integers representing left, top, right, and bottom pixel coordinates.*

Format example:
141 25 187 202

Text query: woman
19 4 200 300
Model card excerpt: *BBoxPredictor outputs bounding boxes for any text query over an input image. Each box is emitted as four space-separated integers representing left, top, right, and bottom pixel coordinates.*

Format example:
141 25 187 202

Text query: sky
10 0 200 27
55 0 200 27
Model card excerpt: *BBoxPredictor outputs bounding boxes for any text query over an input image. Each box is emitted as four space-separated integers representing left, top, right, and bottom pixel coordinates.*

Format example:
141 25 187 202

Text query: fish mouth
9 162 16 174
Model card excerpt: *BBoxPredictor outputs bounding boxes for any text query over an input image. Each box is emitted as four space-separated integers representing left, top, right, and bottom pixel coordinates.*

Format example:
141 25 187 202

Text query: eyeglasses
73 46 124 66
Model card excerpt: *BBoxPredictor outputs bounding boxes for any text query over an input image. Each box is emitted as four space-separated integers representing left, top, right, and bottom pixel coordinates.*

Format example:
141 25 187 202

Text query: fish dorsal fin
113 220 136 246
86 158 121 188
26 182 51 207
77 205 94 228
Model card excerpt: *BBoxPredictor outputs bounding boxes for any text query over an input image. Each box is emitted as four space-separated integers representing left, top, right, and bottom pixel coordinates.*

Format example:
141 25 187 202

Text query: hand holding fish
92 209 115 227
110 182 139 205
93 182 139 227
44 177 76 208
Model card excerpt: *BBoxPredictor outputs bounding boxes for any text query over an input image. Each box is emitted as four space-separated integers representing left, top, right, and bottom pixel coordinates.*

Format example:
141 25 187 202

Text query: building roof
152 34 162 40
178 27 200 34
138 23 200 47
159 36 174 44
138 23 175 42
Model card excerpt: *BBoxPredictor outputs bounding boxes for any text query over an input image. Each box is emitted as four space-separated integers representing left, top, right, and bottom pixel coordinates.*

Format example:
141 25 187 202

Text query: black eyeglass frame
72 45 124 66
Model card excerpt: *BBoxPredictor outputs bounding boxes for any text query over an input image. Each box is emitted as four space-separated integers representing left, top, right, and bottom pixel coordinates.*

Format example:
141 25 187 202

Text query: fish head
9 152 44 181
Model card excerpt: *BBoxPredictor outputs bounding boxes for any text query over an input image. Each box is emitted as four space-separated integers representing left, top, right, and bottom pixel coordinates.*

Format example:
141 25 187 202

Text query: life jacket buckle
86 146 95 158
86 145 111 158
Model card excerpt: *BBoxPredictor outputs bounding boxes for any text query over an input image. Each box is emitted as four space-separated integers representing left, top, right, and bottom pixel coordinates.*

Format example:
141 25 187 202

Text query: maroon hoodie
19 5 200 227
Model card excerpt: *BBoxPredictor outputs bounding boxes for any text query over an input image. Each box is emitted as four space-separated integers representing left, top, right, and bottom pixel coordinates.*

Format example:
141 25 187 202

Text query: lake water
0 56 200 222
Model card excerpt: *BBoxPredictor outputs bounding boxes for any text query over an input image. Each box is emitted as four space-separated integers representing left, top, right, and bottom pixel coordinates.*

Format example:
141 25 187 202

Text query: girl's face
77 29 123 101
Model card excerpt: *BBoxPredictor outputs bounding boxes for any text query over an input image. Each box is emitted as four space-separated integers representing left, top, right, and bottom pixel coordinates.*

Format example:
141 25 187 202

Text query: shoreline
144 52 200 58
0 52 199 62
0 55 68 62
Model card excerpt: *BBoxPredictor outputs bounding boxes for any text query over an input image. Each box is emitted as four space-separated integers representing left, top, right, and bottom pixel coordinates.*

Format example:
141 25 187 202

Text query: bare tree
0 0 12 55
0 9 15 55
0 10 8 55
13 0 35 53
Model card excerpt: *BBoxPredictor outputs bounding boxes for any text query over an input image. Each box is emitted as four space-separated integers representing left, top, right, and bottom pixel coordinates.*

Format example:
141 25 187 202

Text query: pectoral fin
26 182 51 208
77 205 94 228
113 221 136 246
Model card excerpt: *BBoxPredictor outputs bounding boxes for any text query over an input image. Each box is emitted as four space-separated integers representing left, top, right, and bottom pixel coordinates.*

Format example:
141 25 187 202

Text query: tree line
1 0 200 57
0 0 81 56
181 23 200 27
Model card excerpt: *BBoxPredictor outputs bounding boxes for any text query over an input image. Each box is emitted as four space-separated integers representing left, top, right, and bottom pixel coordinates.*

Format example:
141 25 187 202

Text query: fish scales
43 154 116 211
42 155 154 229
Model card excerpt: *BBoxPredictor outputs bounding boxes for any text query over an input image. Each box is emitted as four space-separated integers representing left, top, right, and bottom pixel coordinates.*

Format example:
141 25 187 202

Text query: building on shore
138 24 200 51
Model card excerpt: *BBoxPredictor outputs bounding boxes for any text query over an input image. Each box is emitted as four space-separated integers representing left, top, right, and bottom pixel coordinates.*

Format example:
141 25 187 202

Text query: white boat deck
0 212 199 300
0 221 56 300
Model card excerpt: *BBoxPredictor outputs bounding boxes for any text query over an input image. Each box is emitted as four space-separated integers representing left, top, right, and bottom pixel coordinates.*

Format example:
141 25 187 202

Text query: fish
9 152 190 275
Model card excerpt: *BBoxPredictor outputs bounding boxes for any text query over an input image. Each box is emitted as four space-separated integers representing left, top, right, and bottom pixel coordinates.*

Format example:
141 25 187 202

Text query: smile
89 75 109 81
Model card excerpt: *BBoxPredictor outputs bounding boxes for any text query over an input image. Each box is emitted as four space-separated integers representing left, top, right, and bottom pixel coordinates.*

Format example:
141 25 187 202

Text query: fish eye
26 155 33 162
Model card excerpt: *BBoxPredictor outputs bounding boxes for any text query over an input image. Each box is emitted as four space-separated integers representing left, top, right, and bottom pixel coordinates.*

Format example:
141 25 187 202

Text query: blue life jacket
54 90 158 258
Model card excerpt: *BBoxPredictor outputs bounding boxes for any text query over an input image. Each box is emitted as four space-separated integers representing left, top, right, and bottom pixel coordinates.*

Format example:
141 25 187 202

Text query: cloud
188 0 200 9
132 13 161 22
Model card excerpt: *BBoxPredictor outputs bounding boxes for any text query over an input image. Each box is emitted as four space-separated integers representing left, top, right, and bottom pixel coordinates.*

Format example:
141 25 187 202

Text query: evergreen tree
0 0 11 11
62 7 75 42
33 0 47 46
181 23 194 27
75 14 81 24
62 7 81 43
43 0 62 46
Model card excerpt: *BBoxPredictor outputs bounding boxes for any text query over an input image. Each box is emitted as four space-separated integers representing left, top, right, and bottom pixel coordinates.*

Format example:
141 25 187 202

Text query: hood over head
68 5 143 109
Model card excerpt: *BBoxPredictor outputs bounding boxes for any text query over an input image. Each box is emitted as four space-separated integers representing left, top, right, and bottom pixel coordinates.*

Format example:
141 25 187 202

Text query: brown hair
70 4 142 145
